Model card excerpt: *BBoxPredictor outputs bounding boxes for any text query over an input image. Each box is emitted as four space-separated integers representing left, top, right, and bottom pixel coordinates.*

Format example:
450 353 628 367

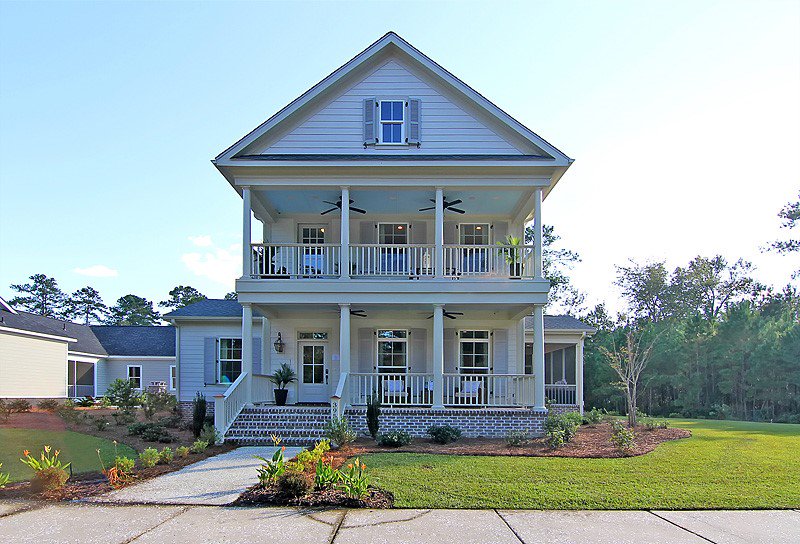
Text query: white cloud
181 242 240 287
73 265 118 278
188 235 214 247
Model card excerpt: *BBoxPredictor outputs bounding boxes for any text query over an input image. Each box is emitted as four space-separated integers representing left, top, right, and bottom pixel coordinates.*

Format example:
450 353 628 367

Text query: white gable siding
0 331 68 398
257 59 524 155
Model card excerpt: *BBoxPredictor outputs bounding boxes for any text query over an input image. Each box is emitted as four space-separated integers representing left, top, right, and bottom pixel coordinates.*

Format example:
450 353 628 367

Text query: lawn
361 419 800 509
0 428 136 483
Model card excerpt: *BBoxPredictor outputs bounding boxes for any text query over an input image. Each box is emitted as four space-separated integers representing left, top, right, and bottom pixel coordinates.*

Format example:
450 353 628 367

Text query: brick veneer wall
344 407 549 438
178 400 215 420
548 405 580 415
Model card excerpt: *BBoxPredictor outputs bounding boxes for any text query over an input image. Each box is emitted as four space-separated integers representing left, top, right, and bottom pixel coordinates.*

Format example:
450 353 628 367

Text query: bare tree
600 328 660 426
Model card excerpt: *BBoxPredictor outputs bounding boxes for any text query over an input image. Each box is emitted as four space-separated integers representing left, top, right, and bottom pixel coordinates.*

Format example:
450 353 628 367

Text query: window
379 100 404 144
169 365 177 391
218 338 242 384
460 224 490 245
376 329 408 373
459 331 490 374
299 225 325 245
545 346 577 385
298 331 329 340
378 223 408 245
524 343 533 375
127 365 142 390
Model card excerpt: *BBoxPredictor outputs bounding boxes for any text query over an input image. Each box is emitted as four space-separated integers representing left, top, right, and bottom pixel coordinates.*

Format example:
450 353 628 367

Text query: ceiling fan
419 197 465 214
321 199 367 215
427 310 463 320
350 309 367 318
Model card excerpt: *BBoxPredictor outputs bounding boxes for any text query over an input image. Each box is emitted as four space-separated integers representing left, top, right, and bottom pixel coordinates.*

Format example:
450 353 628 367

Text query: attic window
379 100 404 144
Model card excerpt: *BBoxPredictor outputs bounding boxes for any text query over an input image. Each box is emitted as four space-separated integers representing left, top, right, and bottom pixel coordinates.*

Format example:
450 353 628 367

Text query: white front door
298 342 328 403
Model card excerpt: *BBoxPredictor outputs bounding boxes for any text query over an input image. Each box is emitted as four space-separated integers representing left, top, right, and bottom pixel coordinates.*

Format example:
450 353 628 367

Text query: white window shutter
407 98 421 145
363 97 377 145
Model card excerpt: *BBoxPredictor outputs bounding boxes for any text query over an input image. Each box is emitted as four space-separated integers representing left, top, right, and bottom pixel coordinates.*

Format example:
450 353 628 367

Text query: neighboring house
172 32 592 444
0 297 175 399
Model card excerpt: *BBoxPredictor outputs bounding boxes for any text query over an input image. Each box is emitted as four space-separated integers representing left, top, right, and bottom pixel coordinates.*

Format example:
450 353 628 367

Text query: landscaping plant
276 470 310 499
544 412 579 448
200 423 221 445
339 457 369 499
0 399 10 422
376 430 412 447
37 399 60 412
314 456 338 490
106 379 141 411
158 447 174 464
97 445 136 489
9 399 32 413
20 445 71 492
255 444 287 484
366 394 381 439
0 463 9 488
138 447 160 468
175 446 190 458
269 363 297 406
190 439 209 454
192 392 207 438
505 430 530 447
611 420 636 455
324 415 357 447
427 425 462 444
295 439 331 470
92 415 110 432
583 408 603 426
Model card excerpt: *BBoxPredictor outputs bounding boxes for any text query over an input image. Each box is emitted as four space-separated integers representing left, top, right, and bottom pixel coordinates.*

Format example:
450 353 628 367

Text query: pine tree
9 274 66 317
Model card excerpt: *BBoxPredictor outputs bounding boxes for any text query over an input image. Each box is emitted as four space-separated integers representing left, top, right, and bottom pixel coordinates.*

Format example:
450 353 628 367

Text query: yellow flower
44 445 51 453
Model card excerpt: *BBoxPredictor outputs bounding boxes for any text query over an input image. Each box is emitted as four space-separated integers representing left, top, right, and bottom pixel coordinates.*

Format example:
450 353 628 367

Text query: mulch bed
336 422 691 459
233 485 393 508
0 409 67 431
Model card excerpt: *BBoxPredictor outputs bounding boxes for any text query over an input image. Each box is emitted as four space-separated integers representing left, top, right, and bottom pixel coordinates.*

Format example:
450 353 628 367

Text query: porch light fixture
273 332 285 353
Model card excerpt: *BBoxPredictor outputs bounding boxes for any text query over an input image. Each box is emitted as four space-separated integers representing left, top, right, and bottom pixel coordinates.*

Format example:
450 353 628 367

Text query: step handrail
213 371 249 442
331 372 348 419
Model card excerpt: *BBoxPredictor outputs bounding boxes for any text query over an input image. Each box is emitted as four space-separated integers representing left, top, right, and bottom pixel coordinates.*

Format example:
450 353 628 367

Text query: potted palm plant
497 235 523 278
270 363 297 406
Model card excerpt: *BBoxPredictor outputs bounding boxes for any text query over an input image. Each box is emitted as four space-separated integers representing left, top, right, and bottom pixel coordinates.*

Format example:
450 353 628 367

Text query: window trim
458 330 491 374
127 365 143 390
377 99 406 145
377 222 409 245
458 223 491 246
376 329 409 373
217 337 243 385
169 365 177 391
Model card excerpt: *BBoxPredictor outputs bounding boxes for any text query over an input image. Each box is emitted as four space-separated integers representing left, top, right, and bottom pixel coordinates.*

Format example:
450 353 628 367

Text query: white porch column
576 334 585 415
532 304 546 410
432 304 445 408
340 186 350 280
339 303 351 375
241 303 253 404
242 186 252 278
533 187 543 279
434 187 444 278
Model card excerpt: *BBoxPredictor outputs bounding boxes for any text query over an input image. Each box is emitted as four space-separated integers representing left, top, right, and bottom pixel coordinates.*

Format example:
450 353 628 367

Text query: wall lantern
273 332 285 353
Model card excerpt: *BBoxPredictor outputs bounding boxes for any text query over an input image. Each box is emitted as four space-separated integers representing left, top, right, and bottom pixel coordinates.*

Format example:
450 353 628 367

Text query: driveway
0 503 797 543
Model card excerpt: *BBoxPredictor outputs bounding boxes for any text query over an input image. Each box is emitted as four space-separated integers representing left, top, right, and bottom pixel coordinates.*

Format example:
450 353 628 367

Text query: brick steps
224 405 331 447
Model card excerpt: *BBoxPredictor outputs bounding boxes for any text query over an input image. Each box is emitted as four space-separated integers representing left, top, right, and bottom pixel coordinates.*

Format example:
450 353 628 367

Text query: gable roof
0 309 75 342
164 299 263 319
90 326 175 357
214 32 572 166
526 315 596 333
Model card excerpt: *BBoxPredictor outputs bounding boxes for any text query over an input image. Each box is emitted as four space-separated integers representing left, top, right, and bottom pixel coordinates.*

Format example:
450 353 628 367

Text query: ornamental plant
376 430 412 447
611 420 636 455
20 445 71 492
295 439 331 470
255 445 286 484
324 415 357 447
314 456 338 491
427 425 462 444
276 470 310 499
0 463 10 488
97 446 136 489
175 446 191 458
338 457 369 499
190 439 209 454
138 447 160 468
366 394 381 439
158 447 174 464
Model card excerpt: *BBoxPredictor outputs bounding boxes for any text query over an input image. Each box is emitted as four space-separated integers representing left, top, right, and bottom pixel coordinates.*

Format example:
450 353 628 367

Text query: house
169 32 593 444
0 297 175 399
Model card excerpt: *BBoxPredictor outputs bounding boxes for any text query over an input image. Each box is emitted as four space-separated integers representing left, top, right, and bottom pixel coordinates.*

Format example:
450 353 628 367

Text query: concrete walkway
90 446 302 506
0 503 797 543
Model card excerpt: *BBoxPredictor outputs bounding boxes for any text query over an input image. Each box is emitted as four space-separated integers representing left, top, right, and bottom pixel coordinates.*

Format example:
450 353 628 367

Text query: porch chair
454 379 486 405
382 378 409 405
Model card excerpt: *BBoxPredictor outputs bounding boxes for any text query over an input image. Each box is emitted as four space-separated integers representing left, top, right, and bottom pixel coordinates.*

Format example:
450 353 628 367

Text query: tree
600 327 660 426
677 256 759 321
63 286 107 324
160 285 207 310
614 261 671 323
107 295 161 326
769 192 799 278
9 274 66 317
525 224 585 312
224 292 238 301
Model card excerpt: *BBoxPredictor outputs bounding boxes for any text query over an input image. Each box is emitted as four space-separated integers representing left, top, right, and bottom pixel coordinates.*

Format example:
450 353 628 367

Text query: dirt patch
233 485 393 509
0 409 66 431
336 422 691 459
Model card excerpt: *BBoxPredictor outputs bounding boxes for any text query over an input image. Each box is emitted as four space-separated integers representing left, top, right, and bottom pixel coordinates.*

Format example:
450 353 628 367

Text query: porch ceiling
251 302 533 321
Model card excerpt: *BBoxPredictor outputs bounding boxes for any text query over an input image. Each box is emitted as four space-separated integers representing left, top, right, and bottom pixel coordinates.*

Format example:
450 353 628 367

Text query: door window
302 345 325 384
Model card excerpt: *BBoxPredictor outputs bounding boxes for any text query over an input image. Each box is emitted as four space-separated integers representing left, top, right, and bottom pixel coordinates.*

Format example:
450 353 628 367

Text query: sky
0 0 798 315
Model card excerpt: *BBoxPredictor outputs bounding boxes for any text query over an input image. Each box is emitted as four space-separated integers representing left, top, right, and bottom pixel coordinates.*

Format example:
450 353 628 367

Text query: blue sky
1 0 798 314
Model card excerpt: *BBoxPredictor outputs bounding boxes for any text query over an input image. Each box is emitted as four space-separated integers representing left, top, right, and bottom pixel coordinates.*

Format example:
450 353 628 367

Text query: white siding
255 59 525 155
0 330 68 398
96 358 174 395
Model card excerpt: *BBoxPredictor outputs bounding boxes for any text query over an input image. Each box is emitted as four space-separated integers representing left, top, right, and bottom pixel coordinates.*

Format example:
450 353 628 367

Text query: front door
298 342 328 403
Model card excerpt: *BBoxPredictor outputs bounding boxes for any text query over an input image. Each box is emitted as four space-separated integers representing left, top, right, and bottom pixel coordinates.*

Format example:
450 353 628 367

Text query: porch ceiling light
273 332 285 353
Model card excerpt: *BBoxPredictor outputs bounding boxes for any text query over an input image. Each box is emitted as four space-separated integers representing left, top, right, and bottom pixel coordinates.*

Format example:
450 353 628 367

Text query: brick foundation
548 404 580 415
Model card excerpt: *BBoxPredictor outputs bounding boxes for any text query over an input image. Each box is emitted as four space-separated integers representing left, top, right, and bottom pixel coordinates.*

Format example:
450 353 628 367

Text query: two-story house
166 32 594 444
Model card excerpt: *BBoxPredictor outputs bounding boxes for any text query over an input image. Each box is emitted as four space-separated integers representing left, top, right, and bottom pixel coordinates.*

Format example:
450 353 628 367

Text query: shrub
0 463 10 488
314 457 338 490
37 399 60 412
56 404 80 424
641 417 669 430
544 412 579 446
427 425 462 444
175 446 190 458
0 399 9 422
92 415 110 432
611 421 636 454
158 447 174 464
295 440 331 470
138 447 160 468
75 396 95 408
129 422 174 443
106 379 141 410
255 445 286 484
9 399 32 413
101 455 136 489
583 408 603 425
366 394 381 439
668 412 683 419
547 428 566 449
190 439 209 454
112 410 136 426
20 445 71 492
276 470 310 499
563 411 583 428
199 423 221 445
159 413 182 429
505 430 530 447
192 392 207 438
324 415 357 447
142 391 177 420
338 457 369 499
376 430 412 447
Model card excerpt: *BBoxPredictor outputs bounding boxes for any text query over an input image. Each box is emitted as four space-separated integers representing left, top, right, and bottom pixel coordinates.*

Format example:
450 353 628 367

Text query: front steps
224 405 331 446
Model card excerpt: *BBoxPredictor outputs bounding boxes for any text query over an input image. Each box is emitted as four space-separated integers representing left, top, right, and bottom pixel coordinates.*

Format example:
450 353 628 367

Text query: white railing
443 245 536 278
331 372 348 419
350 244 435 277
546 384 577 405
348 372 435 406
251 243 340 278
443 373 535 407
214 372 248 440
252 373 274 404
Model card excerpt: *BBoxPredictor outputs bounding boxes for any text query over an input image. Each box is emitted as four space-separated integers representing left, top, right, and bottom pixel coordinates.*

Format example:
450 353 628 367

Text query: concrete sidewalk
0 502 797 543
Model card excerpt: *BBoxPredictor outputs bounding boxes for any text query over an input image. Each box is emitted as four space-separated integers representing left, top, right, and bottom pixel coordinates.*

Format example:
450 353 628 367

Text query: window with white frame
378 223 408 245
127 365 142 390
379 100 404 144
218 338 242 384
460 224 490 245
169 365 177 391
376 329 408 373
459 330 490 374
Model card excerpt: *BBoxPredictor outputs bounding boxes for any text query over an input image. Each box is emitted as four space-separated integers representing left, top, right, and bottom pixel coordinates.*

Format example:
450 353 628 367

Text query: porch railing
350 244 435 277
252 373 275 404
443 245 536 279
251 243 340 278
443 373 535 407
545 384 577 405
214 372 248 440
348 372 435 406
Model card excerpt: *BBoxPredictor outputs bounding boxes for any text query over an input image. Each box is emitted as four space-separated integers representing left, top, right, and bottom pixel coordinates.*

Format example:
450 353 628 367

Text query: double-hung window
218 338 242 384
169 365 177 391
379 100 404 144
127 365 142 390
376 329 408 373
459 330 491 374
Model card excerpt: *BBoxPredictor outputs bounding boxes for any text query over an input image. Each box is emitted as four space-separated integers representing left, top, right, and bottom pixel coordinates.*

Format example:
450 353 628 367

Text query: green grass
0 429 136 483
361 419 800 509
